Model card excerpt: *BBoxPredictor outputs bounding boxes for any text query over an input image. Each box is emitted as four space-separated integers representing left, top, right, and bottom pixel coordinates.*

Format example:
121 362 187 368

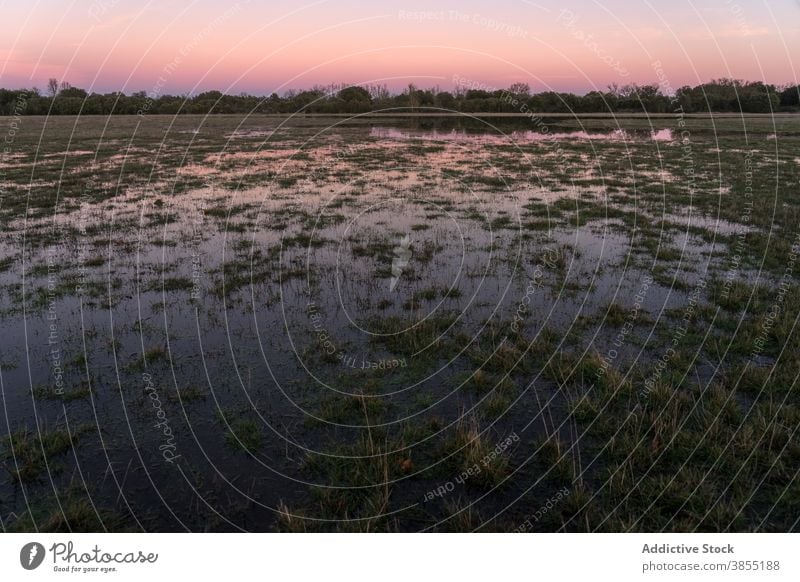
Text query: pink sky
1 0 798 95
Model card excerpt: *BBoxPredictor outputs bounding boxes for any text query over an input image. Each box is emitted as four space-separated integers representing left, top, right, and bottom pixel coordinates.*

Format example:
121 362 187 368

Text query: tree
508 82 531 97
465 89 492 100
2 78 799 116
335 86 372 113
779 85 799 108
434 91 455 110
289 89 326 112
407 83 418 110
366 84 390 103
337 86 371 103
59 87 87 99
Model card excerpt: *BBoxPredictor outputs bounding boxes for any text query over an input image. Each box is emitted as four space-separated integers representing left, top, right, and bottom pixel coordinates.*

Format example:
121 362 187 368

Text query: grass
157 277 194 292
286 430 401 532
2 114 799 532
32 384 92 401
601 302 629 327
1 425 91 482
5 487 128 532
366 313 459 357
442 415 512 489
224 419 263 451
305 390 389 426
168 385 207 402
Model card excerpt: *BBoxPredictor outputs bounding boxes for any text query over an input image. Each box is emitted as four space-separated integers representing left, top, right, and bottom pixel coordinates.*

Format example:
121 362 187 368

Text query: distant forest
1 78 799 116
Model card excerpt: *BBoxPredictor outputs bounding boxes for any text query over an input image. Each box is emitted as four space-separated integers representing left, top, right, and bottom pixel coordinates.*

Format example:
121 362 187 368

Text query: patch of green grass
1 425 90 482
289 431 404 532
366 313 458 357
6 487 128 532
224 419 263 451
601 302 629 327
168 385 207 402
32 384 91 402
156 277 194 292
442 415 511 489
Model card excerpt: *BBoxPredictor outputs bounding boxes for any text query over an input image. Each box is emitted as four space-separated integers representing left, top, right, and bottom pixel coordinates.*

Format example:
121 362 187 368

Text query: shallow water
370 126 675 144
0 115 796 532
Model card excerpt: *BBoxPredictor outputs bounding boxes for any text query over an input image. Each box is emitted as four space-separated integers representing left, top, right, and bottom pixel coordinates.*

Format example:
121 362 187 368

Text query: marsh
1 113 798 532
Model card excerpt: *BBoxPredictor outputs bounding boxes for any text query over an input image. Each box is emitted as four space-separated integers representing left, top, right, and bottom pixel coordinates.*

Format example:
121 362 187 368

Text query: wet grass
1 425 90 483
2 114 799 532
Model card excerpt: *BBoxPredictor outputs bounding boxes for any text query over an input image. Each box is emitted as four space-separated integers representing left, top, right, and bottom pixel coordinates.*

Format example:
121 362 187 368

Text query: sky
0 0 798 96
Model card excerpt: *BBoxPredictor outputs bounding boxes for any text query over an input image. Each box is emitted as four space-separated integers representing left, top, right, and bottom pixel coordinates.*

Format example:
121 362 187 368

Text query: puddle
370 126 675 144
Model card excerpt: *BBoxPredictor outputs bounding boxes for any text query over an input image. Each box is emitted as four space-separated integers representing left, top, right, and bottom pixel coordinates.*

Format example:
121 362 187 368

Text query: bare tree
407 83 418 110
366 83 389 102
47 78 59 97
509 82 531 96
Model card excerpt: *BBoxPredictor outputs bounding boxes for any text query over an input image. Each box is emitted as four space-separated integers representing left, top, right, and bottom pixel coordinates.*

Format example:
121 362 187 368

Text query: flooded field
1 114 799 532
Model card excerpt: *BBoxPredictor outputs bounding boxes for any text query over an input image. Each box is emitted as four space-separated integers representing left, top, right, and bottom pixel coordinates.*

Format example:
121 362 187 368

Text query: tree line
1 78 798 116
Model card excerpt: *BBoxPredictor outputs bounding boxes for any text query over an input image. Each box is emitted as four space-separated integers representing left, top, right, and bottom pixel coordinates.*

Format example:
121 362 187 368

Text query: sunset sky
1 0 798 95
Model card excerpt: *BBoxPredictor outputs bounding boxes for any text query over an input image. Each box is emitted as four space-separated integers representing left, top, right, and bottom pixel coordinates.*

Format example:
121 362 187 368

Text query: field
1 113 799 532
